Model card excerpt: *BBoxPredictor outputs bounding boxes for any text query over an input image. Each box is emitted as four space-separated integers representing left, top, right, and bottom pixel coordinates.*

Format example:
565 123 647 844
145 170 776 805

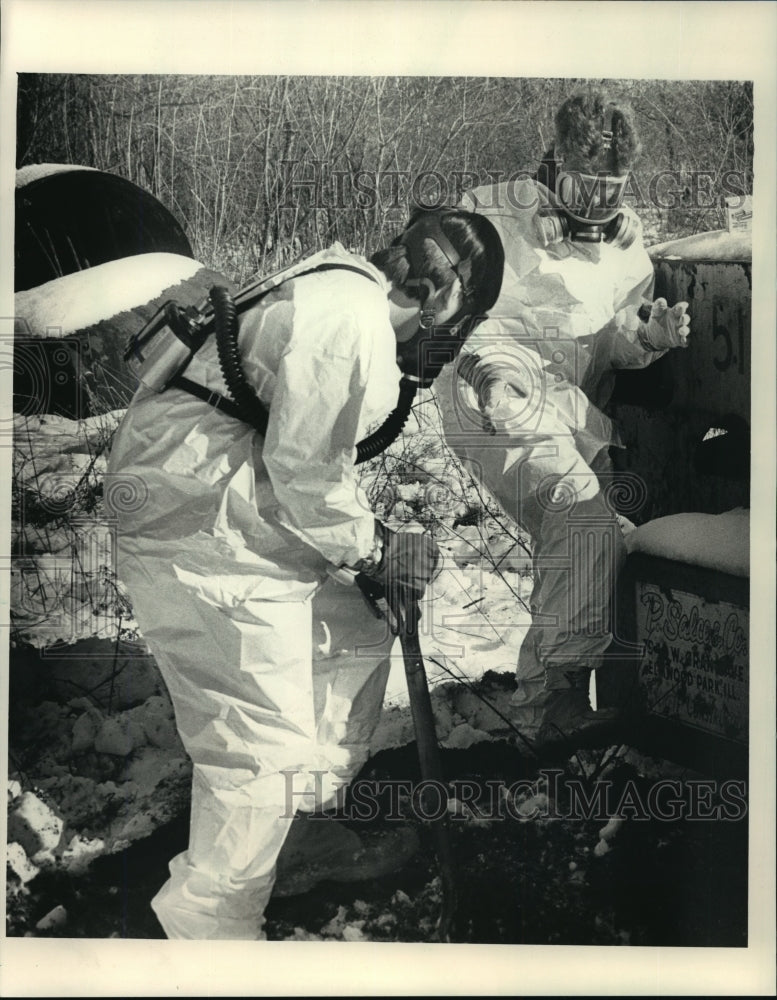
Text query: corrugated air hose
210 284 418 464
212 285 269 437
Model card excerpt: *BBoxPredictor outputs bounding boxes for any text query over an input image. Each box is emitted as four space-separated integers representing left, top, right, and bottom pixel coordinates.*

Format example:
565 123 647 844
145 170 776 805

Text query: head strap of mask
537 104 637 249
401 210 472 303
395 210 483 386
600 104 615 153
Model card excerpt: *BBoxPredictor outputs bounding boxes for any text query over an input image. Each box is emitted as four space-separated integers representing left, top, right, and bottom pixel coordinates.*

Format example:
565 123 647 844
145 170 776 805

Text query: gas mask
535 109 638 250
393 211 487 386
536 170 637 249
395 308 486 387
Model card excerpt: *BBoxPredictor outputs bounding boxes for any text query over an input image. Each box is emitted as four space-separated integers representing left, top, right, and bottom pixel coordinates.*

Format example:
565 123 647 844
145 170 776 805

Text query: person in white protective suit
106 208 504 939
436 87 691 742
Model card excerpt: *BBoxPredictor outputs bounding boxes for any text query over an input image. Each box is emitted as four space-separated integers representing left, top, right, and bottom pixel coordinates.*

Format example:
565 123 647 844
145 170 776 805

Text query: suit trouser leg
512 486 626 735
127 566 393 939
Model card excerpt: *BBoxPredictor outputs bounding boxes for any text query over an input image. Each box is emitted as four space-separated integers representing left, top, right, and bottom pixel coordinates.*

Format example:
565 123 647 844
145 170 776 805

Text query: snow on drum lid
13 255 235 417
14 253 204 338
15 162 100 188
649 229 751 262
625 508 749 578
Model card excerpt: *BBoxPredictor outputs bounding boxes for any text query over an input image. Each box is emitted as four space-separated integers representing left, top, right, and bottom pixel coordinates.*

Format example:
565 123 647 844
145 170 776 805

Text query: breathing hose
354 377 418 465
211 284 419 465
212 285 270 437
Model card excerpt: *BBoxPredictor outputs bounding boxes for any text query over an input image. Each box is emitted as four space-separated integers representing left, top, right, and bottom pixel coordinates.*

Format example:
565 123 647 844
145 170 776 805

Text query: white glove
638 298 691 351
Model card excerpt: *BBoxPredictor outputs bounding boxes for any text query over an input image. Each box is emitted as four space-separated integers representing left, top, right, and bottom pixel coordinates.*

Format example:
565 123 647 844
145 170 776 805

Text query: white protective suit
437 179 666 733
107 244 401 938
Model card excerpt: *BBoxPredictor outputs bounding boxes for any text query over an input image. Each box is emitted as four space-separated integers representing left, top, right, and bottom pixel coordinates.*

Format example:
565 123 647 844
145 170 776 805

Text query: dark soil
8 741 748 945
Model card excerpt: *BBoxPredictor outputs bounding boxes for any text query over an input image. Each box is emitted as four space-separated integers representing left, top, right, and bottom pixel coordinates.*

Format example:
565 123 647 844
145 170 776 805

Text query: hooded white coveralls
107 245 401 938
436 179 667 733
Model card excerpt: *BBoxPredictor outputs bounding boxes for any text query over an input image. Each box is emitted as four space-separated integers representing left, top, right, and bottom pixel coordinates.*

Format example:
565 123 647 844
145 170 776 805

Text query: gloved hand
365 524 440 606
639 298 691 351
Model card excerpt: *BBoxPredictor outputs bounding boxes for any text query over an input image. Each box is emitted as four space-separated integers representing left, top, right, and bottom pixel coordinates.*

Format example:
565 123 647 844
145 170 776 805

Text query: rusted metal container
610 230 751 520
602 231 751 773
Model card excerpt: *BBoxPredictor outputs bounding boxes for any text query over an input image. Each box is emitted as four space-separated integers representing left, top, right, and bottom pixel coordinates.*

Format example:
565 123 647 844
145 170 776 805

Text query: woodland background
16 74 754 283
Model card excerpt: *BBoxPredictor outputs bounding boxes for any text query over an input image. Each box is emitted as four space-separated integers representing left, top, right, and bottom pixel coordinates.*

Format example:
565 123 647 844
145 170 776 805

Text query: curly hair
554 87 641 175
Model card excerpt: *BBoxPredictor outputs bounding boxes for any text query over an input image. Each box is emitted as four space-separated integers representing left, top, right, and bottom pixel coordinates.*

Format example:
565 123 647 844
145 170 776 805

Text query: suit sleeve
601 234 671 370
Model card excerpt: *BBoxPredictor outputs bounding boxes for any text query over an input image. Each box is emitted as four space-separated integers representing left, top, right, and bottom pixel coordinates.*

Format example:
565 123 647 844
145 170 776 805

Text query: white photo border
1 1 774 996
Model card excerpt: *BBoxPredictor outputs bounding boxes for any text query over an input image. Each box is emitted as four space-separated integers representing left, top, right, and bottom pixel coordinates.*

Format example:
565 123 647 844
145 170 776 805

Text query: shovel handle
394 598 458 943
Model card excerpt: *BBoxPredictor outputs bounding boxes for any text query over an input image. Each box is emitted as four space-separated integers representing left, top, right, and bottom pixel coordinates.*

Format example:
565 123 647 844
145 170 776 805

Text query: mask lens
556 171 628 224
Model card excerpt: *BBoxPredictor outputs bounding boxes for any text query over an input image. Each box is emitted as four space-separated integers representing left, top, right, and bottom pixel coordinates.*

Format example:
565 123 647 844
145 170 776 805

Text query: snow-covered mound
7 677 192 880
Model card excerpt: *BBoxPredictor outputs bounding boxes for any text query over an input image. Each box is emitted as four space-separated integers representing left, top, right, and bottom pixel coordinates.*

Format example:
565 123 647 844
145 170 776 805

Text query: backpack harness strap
170 261 381 423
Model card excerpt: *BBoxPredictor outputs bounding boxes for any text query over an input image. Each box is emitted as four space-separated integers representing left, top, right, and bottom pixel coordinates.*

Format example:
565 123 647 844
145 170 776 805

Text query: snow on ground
351 392 533 743
7 401 532 895
15 253 203 337
372 523 531 750
8 534 529 877
13 411 123 497
8 409 194 885
12 412 131 649
383 522 531 707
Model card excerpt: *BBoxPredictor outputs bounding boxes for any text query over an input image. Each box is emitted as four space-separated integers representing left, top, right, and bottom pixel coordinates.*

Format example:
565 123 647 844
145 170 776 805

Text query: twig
427 655 537 755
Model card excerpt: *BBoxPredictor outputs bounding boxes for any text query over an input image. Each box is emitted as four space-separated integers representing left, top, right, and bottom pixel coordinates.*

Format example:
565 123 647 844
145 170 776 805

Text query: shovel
353 573 459 942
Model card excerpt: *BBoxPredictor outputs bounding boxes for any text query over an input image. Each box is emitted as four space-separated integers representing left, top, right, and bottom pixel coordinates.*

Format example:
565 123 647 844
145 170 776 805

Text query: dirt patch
7 738 747 945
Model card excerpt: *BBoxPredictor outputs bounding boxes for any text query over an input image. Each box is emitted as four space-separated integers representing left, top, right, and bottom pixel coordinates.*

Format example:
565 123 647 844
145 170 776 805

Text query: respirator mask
394 211 487 386
536 109 638 250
